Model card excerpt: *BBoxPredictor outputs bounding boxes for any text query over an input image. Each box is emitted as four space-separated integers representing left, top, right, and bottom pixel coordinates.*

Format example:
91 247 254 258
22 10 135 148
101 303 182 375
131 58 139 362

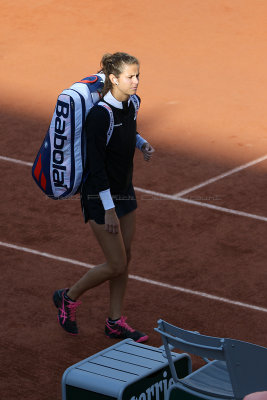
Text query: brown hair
99 52 139 96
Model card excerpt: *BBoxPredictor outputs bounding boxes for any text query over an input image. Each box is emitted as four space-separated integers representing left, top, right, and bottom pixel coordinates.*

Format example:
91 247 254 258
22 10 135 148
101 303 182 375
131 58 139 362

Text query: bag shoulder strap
130 95 140 119
98 101 114 145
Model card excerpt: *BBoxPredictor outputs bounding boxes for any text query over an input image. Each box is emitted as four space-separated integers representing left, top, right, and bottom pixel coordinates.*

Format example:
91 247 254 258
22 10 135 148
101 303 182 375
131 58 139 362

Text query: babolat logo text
52 99 69 189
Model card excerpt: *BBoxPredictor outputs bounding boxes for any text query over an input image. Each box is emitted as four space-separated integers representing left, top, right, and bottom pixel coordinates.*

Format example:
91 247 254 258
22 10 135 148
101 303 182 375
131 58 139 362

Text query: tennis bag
32 73 114 200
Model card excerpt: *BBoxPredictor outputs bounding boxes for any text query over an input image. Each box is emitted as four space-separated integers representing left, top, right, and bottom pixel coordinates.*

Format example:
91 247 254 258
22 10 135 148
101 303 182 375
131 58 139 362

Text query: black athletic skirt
80 183 137 224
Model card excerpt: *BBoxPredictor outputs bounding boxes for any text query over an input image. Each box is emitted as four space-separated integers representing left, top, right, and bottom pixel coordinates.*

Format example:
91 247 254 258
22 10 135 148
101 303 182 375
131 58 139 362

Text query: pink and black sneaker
53 289 81 335
105 316 149 343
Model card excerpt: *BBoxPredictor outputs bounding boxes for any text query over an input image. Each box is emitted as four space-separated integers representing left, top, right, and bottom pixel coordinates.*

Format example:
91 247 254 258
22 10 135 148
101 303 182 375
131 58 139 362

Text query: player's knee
108 256 127 277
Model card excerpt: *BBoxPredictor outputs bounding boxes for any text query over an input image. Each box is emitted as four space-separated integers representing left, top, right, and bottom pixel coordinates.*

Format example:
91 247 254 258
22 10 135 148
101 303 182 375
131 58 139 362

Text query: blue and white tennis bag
32 74 140 200
32 74 112 199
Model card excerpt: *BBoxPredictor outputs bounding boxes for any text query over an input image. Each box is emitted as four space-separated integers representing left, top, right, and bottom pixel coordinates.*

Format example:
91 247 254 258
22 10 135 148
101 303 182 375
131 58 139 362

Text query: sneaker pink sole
136 335 149 343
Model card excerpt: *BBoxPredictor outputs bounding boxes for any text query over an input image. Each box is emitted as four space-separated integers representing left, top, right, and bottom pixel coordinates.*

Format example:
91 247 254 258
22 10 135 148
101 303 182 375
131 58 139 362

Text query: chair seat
180 360 234 399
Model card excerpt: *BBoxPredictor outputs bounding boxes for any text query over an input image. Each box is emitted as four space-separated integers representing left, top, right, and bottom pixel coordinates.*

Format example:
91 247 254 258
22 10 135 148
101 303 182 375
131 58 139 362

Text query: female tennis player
53 52 154 342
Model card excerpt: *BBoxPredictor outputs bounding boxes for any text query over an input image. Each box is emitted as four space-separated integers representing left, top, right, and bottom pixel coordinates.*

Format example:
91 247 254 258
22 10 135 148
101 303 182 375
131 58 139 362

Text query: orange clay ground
1 1 267 399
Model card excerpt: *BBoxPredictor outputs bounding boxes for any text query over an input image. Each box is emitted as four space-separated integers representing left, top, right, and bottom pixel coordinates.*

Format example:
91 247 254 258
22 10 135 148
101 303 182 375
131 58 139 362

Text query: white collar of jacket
104 91 131 109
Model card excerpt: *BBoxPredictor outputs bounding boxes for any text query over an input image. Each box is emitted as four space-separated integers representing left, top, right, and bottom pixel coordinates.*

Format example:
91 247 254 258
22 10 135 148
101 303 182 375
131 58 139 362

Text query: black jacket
83 95 140 196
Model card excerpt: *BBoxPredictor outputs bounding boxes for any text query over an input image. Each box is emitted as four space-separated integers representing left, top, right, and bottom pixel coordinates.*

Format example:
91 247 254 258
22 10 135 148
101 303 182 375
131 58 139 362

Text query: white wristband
99 189 115 210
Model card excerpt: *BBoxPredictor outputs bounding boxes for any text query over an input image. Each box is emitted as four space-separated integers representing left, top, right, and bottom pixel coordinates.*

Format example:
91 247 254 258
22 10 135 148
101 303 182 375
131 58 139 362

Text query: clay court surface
1 0 267 398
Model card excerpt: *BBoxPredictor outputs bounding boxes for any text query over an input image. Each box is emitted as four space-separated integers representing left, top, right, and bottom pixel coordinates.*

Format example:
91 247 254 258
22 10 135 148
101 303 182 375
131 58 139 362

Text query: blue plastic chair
155 319 267 400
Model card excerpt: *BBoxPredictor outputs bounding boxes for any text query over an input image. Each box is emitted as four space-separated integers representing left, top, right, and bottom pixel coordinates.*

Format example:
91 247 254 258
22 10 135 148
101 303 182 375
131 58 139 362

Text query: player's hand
105 208 119 234
141 142 155 162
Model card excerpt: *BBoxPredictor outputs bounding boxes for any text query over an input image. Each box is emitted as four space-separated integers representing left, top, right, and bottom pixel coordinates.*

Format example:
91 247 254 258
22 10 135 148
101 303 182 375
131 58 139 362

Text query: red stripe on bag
41 172 46 190
77 76 98 84
34 154 42 180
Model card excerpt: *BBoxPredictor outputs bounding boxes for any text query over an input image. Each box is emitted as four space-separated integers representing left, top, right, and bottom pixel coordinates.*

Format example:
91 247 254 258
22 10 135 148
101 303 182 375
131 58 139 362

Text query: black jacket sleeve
84 105 110 193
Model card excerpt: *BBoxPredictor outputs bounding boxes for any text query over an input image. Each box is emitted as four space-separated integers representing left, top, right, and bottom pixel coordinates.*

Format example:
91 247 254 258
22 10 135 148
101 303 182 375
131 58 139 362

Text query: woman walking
53 52 154 342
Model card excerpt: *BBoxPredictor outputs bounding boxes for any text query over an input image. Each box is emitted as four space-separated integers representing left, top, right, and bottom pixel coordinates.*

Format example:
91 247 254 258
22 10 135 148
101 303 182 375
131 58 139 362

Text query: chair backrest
155 320 267 400
155 319 226 387
224 338 267 399
155 319 225 362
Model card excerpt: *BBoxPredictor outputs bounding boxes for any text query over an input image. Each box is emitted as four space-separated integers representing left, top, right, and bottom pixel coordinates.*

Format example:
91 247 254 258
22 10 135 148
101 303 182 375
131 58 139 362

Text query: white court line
174 154 267 197
0 155 32 167
2 155 267 222
135 187 267 222
1 240 267 314
135 186 176 200
175 196 267 223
